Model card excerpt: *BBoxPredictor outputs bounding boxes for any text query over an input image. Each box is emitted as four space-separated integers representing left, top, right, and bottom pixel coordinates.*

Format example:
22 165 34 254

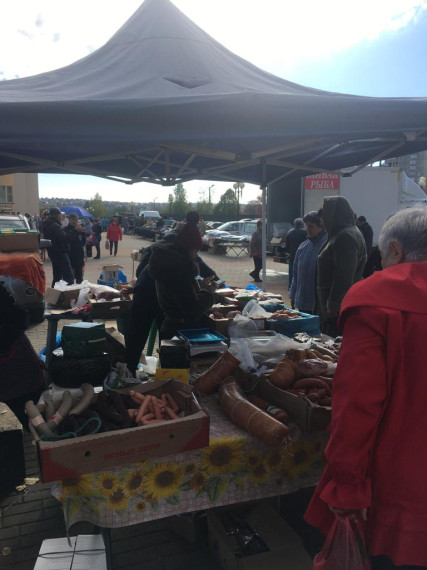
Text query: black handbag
49 353 111 388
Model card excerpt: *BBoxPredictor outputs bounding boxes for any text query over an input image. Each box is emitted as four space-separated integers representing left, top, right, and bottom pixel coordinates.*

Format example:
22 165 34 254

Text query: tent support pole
261 159 267 291
261 185 267 291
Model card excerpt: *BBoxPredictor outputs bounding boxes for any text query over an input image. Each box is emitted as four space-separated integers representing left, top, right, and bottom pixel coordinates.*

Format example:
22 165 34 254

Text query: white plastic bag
242 299 271 318
228 314 258 338
228 338 257 372
244 334 311 364
75 287 90 307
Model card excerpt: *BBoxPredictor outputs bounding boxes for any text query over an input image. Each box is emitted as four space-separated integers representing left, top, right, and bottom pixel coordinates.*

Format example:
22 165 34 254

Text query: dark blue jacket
290 231 327 312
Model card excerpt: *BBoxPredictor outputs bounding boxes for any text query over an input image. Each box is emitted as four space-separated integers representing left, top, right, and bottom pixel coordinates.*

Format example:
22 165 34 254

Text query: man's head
68 213 78 226
356 216 366 227
303 211 323 238
293 218 304 229
379 206 427 268
174 210 202 257
256 220 262 229
49 206 62 221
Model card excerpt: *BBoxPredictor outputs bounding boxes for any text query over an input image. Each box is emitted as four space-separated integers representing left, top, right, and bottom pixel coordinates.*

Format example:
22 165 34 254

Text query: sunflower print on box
53 395 327 530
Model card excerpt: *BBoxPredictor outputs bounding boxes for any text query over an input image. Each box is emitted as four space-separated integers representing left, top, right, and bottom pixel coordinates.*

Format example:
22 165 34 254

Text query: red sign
304 173 340 190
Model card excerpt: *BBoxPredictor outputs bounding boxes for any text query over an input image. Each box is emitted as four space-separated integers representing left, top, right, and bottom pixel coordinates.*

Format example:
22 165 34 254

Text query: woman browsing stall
305 206 427 569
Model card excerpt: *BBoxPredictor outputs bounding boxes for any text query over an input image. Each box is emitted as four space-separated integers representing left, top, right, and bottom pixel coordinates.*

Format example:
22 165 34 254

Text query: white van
139 210 160 219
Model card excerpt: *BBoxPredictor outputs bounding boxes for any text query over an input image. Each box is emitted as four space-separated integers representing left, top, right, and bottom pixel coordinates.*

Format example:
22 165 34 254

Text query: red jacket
305 262 427 566
106 224 122 242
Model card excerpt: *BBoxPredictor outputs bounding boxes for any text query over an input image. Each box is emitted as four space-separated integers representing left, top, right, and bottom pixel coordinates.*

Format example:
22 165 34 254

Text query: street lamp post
233 182 245 216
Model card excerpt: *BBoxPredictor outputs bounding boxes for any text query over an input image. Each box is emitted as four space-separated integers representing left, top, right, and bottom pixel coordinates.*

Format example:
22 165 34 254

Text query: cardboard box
101 264 123 283
44 287 80 309
166 513 207 543
207 502 312 570
89 297 131 319
155 368 190 383
29 379 210 483
61 322 106 358
104 323 127 362
34 535 106 570
258 377 331 433
0 231 39 252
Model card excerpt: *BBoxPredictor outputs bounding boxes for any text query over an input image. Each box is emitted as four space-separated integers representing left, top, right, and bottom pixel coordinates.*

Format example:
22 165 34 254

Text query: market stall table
51 392 326 568
209 239 249 256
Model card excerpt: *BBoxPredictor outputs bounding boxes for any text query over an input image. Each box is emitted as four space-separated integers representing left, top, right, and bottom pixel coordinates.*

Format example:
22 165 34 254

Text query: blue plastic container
266 307 320 336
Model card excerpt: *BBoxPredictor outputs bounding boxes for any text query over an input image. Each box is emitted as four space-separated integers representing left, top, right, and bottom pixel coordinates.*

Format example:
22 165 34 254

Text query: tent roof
1 0 427 187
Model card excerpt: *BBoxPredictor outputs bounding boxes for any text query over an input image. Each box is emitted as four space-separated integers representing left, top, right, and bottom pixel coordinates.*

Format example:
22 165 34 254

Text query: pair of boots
249 270 262 283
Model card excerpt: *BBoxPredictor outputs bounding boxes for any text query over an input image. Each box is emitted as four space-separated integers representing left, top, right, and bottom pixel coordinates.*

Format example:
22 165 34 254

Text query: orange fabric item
0 252 46 294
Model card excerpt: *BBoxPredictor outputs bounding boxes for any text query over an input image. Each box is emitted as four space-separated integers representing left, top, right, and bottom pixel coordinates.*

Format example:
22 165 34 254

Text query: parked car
0 213 48 323
205 221 223 230
202 219 259 251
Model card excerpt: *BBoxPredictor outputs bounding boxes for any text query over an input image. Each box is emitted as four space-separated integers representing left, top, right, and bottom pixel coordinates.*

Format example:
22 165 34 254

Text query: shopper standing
42 207 74 286
83 218 93 258
249 220 263 282
316 196 366 337
289 212 326 313
91 218 102 259
64 213 86 283
305 206 427 569
285 218 307 290
106 218 123 256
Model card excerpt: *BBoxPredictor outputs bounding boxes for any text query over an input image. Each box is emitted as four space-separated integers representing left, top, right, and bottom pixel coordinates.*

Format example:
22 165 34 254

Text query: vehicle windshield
216 222 239 232
0 218 28 230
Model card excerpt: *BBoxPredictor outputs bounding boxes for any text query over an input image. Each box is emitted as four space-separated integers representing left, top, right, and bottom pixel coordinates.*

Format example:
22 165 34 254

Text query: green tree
242 200 258 216
86 192 109 218
214 188 238 217
168 193 174 216
173 183 188 216
196 189 213 216
115 204 127 215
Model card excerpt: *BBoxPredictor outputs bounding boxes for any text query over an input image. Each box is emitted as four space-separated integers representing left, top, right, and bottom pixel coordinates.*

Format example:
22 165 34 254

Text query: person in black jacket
64 213 86 284
122 237 218 375
285 218 307 290
42 207 74 286
149 212 216 340
91 219 103 259
356 216 374 254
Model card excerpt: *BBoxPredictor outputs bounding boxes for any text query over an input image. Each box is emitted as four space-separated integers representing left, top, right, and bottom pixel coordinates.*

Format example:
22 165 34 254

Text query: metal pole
261 186 267 291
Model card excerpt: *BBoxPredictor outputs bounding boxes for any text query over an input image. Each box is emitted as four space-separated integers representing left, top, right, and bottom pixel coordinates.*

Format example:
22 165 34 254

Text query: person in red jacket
305 205 427 569
106 218 123 256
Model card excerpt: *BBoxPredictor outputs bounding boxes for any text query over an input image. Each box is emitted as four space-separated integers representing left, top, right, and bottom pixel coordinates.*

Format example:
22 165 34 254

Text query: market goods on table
219 376 290 448
193 350 240 395
28 379 209 482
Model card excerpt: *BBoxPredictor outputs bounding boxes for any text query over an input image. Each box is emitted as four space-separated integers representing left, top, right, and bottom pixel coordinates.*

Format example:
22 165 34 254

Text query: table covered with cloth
0 252 46 294
52 394 327 530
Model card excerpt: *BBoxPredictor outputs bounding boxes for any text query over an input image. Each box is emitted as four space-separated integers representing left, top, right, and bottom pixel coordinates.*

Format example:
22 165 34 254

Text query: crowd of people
8 198 427 569
40 207 130 286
